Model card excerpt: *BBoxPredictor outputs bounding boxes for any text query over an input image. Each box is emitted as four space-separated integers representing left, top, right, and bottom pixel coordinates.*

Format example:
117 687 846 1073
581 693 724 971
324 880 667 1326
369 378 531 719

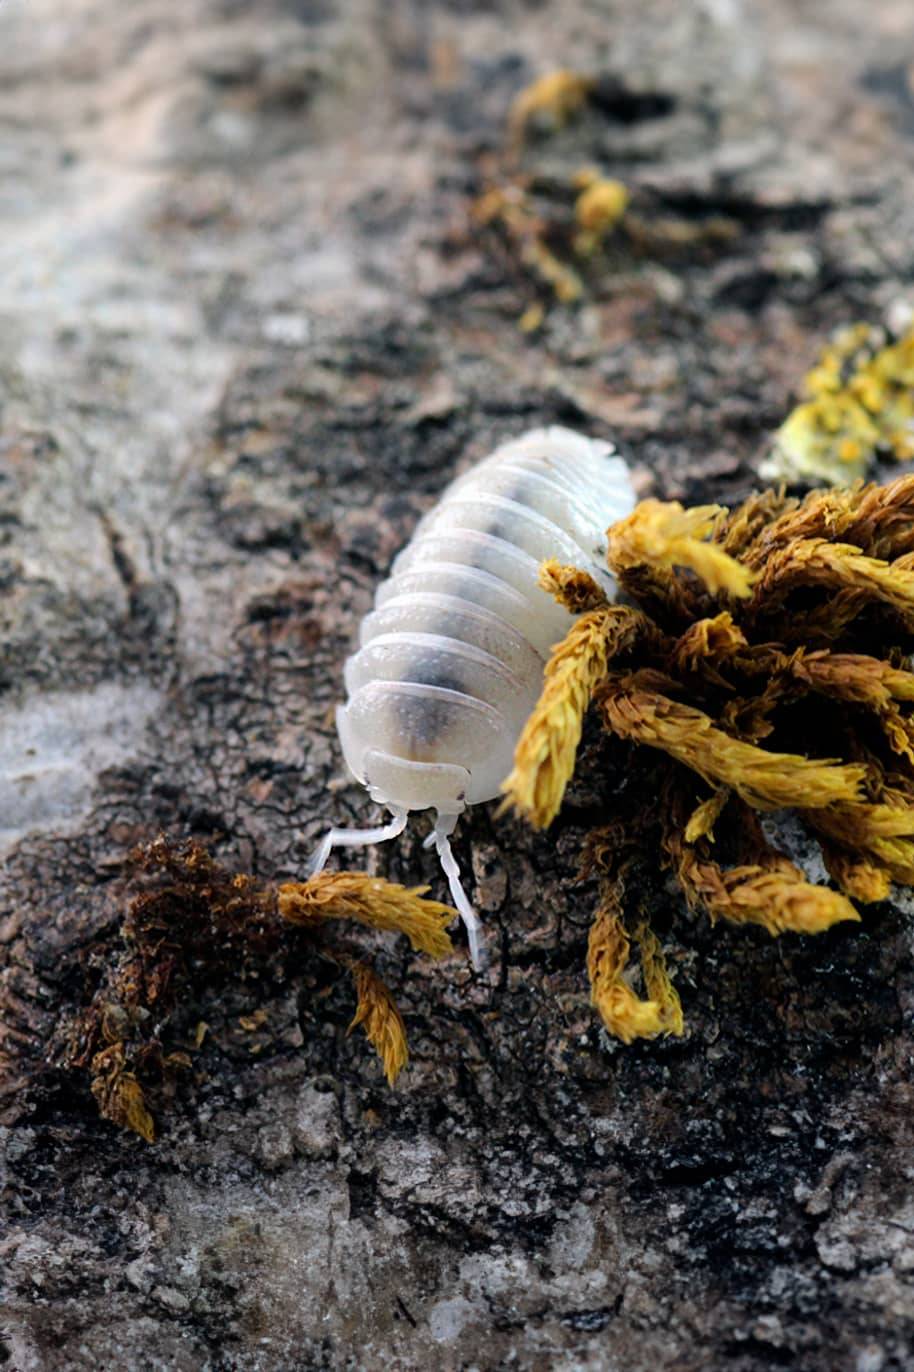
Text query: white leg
433 815 485 972
307 806 409 877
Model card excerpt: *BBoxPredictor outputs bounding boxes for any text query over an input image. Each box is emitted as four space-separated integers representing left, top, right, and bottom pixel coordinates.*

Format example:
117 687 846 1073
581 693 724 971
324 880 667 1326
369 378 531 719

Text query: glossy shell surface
336 426 636 816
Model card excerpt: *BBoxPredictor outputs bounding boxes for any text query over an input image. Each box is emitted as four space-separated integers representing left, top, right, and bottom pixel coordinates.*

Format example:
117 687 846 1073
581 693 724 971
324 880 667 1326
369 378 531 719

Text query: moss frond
587 894 665 1044
278 872 456 958
599 679 866 811
634 922 684 1036
501 605 647 826
348 963 410 1087
508 70 594 145
607 499 756 598
538 557 610 612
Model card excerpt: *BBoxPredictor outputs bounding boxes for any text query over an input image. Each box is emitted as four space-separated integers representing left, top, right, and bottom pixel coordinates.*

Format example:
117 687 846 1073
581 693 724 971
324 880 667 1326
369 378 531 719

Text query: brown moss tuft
56 837 457 1137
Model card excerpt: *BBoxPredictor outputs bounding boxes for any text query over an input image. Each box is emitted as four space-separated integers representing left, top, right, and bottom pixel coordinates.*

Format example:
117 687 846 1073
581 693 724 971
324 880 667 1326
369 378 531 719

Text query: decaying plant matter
55 838 455 1137
470 69 737 327
503 474 914 1043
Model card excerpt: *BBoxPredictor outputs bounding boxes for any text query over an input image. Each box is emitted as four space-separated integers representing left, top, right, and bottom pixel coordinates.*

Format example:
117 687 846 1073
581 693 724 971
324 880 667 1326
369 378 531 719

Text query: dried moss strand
715 486 796 557
277 872 456 958
538 557 610 613
508 70 594 146
819 843 892 904
90 1045 156 1144
587 894 664 1044
751 538 914 620
502 606 646 827
599 682 867 811
634 923 684 1036
684 788 730 843
809 804 914 884
348 963 409 1086
607 499 756 598
676 850 860 937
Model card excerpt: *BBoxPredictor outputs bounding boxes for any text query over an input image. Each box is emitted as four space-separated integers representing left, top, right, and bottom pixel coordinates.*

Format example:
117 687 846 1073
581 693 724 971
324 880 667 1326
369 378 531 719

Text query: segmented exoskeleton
310 426 636 966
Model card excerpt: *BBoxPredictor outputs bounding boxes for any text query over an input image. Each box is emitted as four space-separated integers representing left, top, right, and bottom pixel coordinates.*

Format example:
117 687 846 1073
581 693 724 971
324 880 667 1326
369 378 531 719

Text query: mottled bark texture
3 2 914 1369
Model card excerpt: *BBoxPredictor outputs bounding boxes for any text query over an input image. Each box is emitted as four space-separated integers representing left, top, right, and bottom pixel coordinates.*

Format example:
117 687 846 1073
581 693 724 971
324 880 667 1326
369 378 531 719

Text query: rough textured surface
2 1 914 1368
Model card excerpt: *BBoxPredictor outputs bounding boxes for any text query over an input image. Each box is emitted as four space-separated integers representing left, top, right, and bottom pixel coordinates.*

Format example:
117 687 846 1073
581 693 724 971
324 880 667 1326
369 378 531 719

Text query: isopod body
311 426 637 966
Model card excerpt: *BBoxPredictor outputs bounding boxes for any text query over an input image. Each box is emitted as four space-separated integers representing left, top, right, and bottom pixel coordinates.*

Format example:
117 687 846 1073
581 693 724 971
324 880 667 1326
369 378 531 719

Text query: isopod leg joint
433 812 486 973
307 807 410 878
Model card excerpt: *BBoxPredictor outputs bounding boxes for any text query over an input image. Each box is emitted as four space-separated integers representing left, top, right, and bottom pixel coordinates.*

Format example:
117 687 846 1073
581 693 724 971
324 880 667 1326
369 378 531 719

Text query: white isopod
309 426 637 967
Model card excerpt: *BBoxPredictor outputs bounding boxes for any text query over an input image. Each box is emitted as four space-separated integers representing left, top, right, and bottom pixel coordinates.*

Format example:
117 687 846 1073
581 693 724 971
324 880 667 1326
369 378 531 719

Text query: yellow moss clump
348 963 409 1087
762 318 914 485
506 469 914 1045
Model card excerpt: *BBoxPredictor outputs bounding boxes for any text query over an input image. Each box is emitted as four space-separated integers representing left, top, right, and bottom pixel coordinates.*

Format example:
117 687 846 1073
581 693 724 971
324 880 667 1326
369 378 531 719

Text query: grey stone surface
2 0 914 1368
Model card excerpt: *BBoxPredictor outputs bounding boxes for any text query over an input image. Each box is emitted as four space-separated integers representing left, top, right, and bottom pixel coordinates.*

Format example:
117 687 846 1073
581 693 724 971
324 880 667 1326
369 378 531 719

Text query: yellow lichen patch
762 319 914 484
599 680 866 811
508 70 594 145
278 872 456 959
348 963 409 1086
587 897 664 1043
608 499 757 599
501 606 647 827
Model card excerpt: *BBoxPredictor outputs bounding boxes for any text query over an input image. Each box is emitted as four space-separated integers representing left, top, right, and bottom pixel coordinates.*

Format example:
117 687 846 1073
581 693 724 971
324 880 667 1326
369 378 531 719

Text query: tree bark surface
2 2 914 1369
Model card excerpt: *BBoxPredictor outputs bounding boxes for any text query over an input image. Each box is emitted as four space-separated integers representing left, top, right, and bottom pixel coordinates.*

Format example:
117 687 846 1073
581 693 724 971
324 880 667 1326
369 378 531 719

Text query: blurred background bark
2 1 914 1368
